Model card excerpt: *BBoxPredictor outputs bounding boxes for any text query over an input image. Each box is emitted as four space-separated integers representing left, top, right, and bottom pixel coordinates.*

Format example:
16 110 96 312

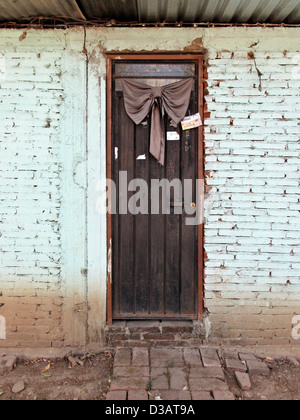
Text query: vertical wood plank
180 90 197 315
112 92 121 317
106 57 113 325
149 156 165 315
135 117 150 314
165 117 181 315
118 97 135 314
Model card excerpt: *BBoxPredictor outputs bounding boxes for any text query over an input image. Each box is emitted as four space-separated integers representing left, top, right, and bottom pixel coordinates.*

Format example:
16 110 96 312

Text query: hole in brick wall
44 119 52 128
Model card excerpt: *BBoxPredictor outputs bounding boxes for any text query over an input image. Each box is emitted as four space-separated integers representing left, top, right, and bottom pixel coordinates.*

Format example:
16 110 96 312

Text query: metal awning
0 0 300 25
0 0 86 21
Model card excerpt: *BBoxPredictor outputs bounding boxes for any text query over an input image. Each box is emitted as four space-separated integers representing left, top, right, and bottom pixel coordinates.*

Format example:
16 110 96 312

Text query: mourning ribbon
122 78 193 166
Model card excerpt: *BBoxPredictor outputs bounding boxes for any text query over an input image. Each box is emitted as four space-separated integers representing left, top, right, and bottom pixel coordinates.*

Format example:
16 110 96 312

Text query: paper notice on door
167 131 180 141
181 113 203 131
137 154 146 160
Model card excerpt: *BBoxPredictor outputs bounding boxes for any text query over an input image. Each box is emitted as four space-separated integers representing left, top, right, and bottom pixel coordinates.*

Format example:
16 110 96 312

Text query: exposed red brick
128 390 149 401
106 391 127 400
213 391 235 401
192 391 212 401
143 333 175 340
235 371 252 391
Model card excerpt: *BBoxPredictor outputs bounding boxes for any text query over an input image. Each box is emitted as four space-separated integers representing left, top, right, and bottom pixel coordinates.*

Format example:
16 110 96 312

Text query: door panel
111 59 200 320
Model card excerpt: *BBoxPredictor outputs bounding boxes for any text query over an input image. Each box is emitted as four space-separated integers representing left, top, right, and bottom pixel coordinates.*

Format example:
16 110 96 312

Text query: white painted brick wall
0 27 300 349
204 44 300 345
0 36 65 348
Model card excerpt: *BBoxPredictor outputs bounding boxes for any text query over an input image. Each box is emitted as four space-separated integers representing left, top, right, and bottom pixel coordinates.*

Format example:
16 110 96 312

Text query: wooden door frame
106 53 204 325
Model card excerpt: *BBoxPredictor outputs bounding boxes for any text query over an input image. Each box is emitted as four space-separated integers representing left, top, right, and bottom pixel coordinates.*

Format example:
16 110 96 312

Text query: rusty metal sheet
136 0 300 24
0 0 300 24
80 0 138 22
0 0 85 21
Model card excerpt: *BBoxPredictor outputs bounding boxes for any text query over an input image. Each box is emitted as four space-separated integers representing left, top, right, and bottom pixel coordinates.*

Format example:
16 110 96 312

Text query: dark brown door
110 58 202 320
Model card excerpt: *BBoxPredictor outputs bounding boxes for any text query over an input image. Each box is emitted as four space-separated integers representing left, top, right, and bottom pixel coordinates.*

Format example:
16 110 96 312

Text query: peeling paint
73 158 87 190
183 37 203 52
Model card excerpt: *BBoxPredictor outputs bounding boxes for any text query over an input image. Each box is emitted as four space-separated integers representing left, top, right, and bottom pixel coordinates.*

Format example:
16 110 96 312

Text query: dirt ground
227 358 300 400
1 351 300 400
0 351 114 401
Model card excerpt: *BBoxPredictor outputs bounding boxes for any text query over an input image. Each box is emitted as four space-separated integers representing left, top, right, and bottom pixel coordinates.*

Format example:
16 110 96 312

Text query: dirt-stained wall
0 27 300 352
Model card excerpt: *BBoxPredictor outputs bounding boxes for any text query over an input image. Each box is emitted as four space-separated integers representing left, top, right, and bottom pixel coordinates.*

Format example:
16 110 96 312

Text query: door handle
170 202 196 208
170 202 185 208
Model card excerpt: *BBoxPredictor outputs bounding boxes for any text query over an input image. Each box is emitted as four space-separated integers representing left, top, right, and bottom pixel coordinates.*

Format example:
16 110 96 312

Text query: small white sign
181 113 202 131
137 154 146 160
167 132 180 141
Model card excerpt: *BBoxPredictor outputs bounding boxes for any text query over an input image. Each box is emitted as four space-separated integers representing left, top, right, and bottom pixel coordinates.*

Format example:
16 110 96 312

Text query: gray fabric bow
122 78 193 166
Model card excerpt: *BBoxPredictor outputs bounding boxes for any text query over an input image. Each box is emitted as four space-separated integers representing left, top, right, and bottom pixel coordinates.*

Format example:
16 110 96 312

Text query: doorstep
105 320 206 348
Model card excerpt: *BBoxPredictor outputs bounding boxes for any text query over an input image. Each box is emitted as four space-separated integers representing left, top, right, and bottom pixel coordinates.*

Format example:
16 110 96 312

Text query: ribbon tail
150 103 165 166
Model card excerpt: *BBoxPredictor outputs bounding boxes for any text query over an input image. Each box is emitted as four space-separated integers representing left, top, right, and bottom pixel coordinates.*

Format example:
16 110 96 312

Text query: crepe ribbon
122 78 193 166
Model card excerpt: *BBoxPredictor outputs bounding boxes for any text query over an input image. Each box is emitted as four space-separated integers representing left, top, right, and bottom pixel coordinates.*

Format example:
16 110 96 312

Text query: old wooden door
108 55 203 321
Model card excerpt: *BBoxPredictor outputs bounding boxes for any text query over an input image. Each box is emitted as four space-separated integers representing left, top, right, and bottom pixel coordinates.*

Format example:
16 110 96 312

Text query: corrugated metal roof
80 0 138 22
0 0 85 21
134 0 300 24
0 0 299 24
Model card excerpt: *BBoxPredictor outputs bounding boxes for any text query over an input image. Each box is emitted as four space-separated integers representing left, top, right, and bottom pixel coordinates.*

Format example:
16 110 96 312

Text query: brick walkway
106 347 236 401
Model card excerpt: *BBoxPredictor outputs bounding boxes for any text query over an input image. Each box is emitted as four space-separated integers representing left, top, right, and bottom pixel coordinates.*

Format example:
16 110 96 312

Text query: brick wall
204 46 300 345
0 28 300 350
0 35 65 348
